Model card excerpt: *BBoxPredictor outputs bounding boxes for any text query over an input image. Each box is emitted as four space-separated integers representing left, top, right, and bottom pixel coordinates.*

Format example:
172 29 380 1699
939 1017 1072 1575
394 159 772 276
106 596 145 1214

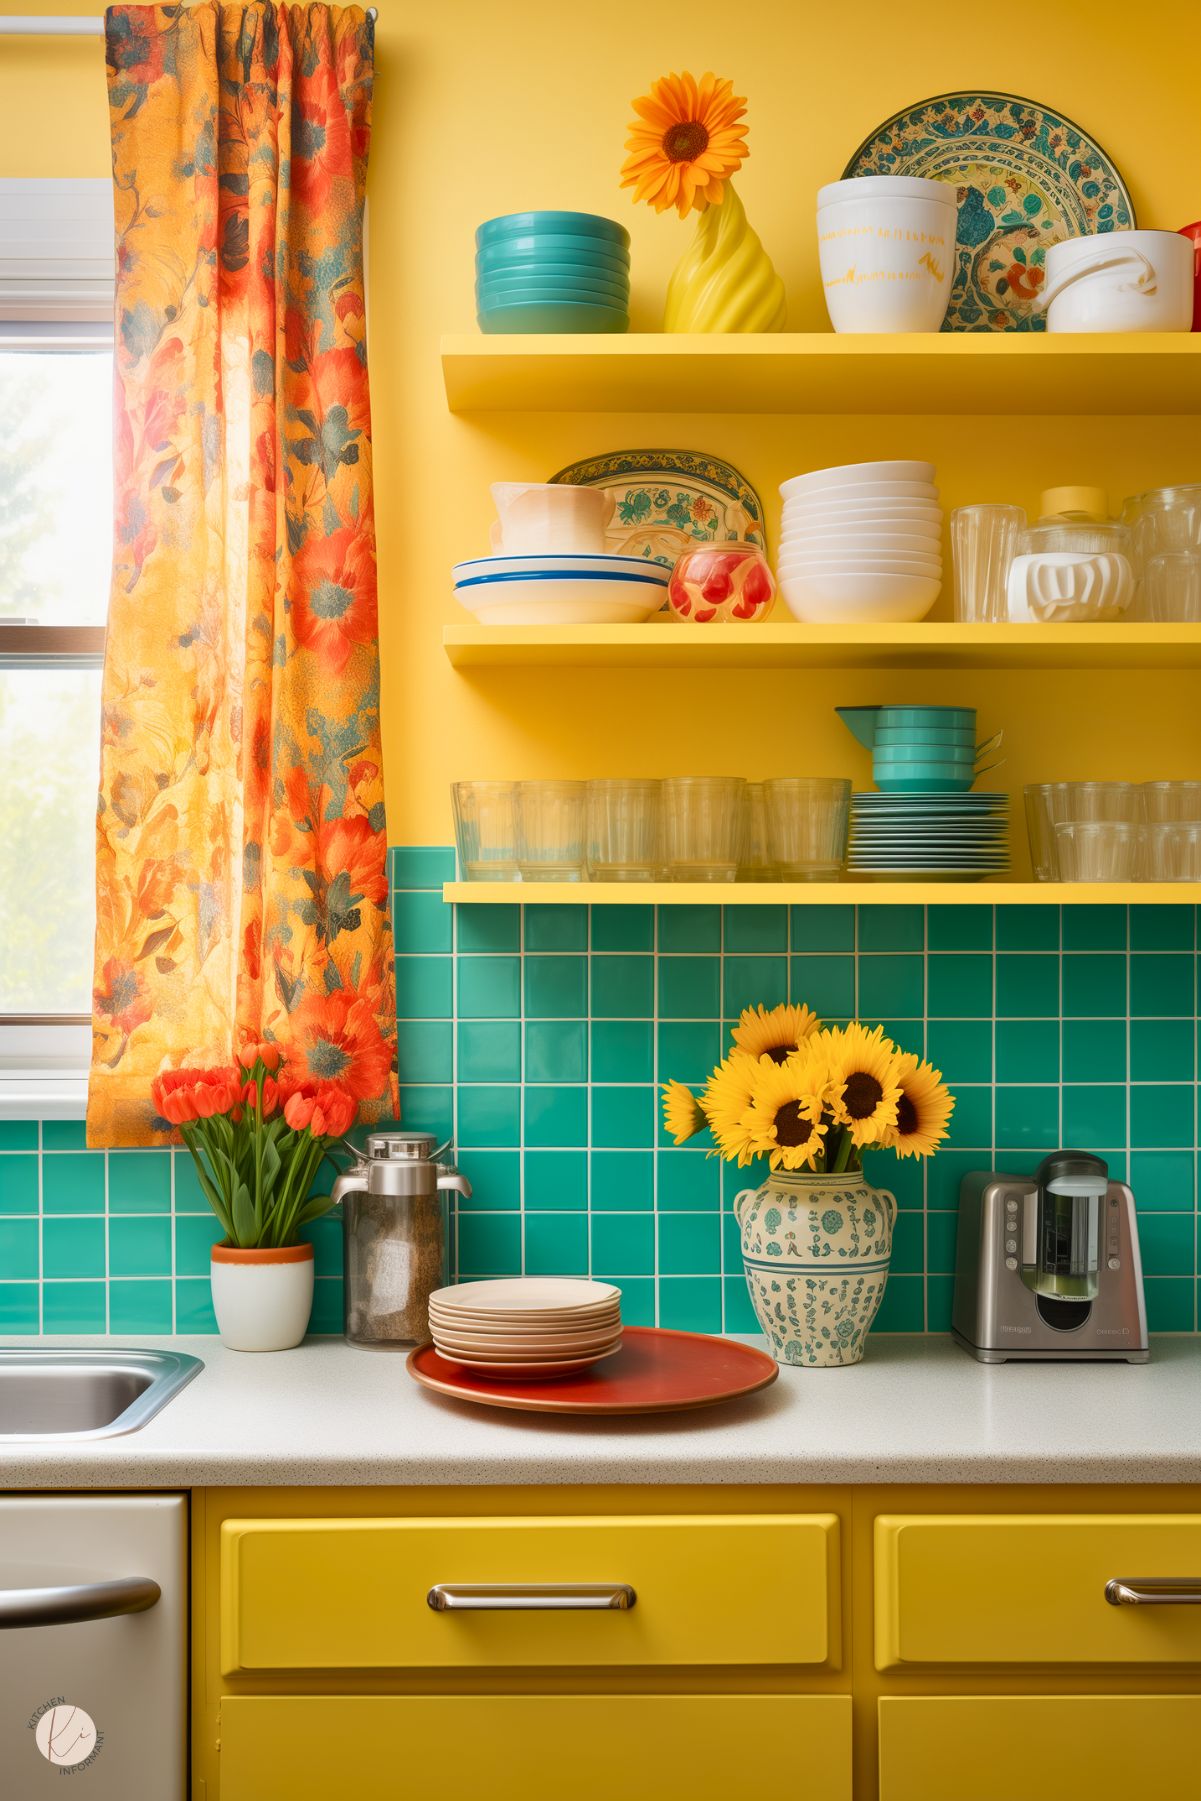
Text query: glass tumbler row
1026 781 1201 881
452 777 851 883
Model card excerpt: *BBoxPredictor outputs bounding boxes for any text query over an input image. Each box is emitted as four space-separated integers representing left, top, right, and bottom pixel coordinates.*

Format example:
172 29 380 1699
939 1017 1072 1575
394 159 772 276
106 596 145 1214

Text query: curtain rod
0 9 377 31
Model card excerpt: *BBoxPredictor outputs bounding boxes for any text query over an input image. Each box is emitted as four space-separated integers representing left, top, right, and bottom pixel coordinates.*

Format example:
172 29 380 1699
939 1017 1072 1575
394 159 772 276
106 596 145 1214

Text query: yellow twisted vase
663 184 787 333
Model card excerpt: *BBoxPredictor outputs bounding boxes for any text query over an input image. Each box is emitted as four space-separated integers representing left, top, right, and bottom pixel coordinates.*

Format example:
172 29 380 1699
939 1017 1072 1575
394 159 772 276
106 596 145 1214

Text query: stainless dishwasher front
0 1493 187 1799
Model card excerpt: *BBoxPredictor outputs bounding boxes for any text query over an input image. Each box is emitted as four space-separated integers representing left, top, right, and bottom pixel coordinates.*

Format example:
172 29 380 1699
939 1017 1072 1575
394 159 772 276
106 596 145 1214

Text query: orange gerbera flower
292 524 377 674
621 71 748 217
288 987 393 1103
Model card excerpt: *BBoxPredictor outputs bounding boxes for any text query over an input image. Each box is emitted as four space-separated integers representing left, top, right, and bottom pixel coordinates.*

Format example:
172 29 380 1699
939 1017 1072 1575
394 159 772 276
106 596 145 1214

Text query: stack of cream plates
428 1278 622 1377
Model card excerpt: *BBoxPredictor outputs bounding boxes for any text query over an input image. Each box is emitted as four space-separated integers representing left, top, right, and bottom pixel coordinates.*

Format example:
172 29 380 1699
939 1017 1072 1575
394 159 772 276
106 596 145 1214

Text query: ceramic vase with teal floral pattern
735 1169 896 1367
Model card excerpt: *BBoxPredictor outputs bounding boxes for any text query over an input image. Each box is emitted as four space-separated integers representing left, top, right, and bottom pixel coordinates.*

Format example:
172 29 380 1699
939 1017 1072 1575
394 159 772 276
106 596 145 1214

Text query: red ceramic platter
406 1325 778 1416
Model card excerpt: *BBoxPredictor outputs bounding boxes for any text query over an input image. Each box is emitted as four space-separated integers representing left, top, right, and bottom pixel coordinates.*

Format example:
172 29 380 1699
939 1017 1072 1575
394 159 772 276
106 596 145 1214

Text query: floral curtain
89 2 397 1146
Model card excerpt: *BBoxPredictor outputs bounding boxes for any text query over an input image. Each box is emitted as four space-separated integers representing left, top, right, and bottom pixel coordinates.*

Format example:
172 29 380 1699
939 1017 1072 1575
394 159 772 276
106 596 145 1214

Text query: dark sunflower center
843 1071 884 1119
896 1093 918 1136
775 1100 815 1147
766 1041 798 1064
663 120 709 163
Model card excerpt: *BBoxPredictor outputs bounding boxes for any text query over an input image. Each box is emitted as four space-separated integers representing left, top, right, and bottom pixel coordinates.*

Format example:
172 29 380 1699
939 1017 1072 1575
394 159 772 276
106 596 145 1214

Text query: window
0 179 114 1115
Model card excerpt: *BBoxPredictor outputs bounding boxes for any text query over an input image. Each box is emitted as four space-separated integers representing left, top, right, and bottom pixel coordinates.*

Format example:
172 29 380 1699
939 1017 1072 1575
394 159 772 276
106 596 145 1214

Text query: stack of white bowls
778 460 943 624
428 1278 623 1378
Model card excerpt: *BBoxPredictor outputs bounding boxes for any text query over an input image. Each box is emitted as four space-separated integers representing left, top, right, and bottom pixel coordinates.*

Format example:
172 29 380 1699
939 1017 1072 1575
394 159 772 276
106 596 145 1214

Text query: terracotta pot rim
211 1241 314 1265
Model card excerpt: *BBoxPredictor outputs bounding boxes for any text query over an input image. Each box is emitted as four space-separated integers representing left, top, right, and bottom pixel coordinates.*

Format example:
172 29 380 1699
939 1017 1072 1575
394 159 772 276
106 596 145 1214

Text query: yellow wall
4 0 1201 870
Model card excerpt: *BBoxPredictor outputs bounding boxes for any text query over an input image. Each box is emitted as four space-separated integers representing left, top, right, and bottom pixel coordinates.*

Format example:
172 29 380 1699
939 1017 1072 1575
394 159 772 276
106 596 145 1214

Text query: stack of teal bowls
475 211 630 335
871 706 980 795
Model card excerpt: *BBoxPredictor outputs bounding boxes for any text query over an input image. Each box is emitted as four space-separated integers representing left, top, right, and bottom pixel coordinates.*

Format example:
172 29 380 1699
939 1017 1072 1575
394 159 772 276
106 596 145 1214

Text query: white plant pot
817 178 956 333
210 1243 314 1352
735 1169 896 1367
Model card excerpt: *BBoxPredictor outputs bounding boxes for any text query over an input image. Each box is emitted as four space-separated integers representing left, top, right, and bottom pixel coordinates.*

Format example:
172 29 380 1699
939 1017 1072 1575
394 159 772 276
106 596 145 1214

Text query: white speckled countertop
2 1334 1199 1488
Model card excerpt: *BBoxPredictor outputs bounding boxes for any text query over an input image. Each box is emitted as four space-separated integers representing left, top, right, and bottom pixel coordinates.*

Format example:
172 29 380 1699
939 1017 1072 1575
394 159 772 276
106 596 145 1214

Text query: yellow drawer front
220 1694 852 1801
221 1512 840 1673
875 1513 1201 1668
878 1696 1201 1801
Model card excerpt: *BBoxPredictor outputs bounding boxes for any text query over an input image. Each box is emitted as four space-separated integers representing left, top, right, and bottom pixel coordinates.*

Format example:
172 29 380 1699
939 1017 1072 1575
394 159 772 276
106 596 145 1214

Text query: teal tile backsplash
3 847 1201 1336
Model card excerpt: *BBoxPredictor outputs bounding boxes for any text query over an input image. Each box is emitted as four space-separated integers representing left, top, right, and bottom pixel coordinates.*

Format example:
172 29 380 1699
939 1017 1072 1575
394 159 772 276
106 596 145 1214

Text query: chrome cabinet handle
1105 1578 1201 1607
0 1576 161 1629
427 1583 636 1612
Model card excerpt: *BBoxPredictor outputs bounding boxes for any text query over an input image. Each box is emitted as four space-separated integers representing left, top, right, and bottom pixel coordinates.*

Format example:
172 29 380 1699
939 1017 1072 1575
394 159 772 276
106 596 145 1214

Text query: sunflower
621 71 749 218
661 1079 706 1145
732 1002 821 1065
825 1023 903 1149
701 1051 762 1165
880 1054 955 1159
742 1050 830 1172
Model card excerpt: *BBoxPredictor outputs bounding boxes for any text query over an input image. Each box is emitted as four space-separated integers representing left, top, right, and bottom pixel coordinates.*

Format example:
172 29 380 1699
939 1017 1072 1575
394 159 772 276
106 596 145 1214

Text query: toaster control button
1005 1238 1018 1254
1005 1256 1018 1271
1108 1256 1121 1271
1005 1198 1018 1212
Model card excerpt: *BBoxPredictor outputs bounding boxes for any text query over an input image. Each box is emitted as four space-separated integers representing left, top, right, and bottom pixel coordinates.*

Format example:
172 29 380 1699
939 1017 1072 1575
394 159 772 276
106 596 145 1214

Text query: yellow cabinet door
875 1513 1201 1668
219 1695 852 1801
878 1696 1201 1801
221 1512 840 1673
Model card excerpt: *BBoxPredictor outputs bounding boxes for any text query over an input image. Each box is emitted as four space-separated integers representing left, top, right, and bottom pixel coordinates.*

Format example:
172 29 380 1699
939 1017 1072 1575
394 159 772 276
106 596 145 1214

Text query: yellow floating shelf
441 332 1201 416
444 882 1201 907
443 622 1201 672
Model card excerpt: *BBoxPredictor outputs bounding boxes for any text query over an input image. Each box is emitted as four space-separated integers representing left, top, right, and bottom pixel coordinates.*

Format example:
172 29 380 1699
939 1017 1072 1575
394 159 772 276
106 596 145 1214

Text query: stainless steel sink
0 1348 203 1441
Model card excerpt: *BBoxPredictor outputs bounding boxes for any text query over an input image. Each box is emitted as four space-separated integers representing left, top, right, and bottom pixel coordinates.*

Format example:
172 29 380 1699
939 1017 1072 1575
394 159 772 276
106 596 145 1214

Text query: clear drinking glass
586 779 660 881
1145 822 1201 881
950 505 1024 623
1054 820 1143 882
1132 486 1201 574
662 777 746 881
515 780 587 881
763 777 851 881
452 780 519 881
738 782 777 881
1142 552 1201 621
1024 783 1066 881
1025 782 1143 880
1142 781 1201 821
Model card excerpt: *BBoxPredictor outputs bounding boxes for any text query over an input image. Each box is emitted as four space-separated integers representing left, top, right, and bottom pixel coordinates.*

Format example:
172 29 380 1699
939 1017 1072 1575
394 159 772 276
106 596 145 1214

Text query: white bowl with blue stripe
453 553 669 625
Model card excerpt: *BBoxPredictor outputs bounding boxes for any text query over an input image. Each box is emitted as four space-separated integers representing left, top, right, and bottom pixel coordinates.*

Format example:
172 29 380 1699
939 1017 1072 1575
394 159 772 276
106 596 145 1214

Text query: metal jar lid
366 1132 438 1162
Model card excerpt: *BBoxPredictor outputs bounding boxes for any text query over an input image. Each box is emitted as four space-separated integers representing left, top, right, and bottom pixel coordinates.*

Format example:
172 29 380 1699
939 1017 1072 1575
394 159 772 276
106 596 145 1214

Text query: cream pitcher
333 1133 471 1348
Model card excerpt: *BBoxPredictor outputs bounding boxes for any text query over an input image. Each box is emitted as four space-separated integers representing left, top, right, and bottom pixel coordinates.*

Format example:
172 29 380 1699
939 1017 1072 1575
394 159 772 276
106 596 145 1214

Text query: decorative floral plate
549 448 767 567
842 90 1136 332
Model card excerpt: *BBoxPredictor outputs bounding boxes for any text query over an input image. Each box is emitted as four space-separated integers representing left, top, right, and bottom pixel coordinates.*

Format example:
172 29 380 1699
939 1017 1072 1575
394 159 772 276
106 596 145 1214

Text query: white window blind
0 176 115 330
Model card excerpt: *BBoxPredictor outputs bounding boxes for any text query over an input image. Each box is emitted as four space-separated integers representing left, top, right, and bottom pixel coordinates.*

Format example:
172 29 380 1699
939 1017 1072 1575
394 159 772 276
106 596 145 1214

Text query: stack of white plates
452 554 669 626
778 460 943 623
428 1278 623 1377
847 791 1009 882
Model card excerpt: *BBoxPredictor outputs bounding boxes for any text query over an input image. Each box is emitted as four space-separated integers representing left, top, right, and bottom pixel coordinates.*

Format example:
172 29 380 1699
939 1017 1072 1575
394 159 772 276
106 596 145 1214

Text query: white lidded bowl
779 570 941 623
780 460 936 497
1040 229 1194 334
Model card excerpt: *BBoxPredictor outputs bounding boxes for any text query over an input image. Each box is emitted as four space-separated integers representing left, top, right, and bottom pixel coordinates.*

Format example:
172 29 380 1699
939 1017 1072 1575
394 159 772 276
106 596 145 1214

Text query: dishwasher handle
427 1582 636 1612
1105 1577 1201 1607
0 1575 161 1629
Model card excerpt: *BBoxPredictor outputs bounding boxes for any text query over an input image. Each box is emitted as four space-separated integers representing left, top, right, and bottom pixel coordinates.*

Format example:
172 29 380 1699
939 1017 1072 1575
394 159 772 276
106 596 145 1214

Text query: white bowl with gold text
817 175 957 333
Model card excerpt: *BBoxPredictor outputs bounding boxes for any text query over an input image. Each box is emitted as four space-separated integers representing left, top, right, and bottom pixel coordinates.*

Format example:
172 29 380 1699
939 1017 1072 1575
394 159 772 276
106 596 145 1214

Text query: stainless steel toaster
952 1151 1149 1362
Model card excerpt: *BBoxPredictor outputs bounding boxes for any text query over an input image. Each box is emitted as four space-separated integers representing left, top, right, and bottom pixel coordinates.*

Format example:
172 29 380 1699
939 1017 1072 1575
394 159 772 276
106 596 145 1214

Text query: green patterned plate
842 90 1135 332
549 449 767 568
